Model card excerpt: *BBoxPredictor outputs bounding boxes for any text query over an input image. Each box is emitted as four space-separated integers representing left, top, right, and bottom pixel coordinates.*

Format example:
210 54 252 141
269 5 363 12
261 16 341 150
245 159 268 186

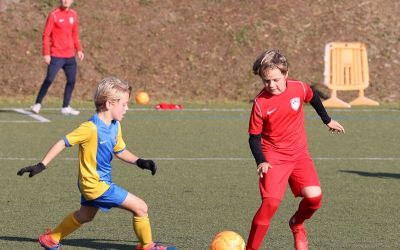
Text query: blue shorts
81 183 128 212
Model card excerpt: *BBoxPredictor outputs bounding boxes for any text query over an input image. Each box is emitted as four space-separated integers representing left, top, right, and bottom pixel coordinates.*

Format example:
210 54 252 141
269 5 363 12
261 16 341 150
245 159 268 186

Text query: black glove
136 158 157 175
17 162 46 177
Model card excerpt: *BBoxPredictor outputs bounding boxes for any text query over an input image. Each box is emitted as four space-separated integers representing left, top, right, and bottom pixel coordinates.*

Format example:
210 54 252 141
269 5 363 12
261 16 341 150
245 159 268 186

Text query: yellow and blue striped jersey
63 114 126 200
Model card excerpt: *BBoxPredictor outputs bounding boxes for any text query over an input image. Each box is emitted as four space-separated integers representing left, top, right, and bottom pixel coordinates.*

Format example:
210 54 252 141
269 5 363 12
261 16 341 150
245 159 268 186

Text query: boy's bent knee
74 213 94 224
120 193 148 216
301 185 322 198
133 203 148 217
74 208 97 224
306 194 322 210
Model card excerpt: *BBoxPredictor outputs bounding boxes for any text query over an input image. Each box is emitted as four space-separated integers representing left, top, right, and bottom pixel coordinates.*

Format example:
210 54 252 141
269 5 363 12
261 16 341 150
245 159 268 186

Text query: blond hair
252 49 289 77
94 76 132 112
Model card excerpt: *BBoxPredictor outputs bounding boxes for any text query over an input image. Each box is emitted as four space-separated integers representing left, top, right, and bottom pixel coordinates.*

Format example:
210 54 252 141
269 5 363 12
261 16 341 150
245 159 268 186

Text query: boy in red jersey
31 0 84 115
246 49 344 250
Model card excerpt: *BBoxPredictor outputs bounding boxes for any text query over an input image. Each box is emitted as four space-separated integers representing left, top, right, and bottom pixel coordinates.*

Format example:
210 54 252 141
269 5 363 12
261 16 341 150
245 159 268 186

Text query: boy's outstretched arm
17 139 66 177
116 150 157 175
309 89 345 134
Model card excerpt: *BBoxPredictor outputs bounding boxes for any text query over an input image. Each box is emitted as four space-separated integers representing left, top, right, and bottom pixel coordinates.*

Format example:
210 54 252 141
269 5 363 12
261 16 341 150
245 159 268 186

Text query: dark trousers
35 56 77 107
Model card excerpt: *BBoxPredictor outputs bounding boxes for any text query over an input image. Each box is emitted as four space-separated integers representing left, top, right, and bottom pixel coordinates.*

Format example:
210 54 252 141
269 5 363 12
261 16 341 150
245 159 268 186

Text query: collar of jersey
91 114 117 129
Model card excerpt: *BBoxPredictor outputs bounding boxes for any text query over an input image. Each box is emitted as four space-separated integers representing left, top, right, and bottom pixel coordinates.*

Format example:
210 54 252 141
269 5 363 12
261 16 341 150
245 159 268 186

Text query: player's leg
74 205 99 224
34 57 64 105
61 57 79 115
293 186 322 224
62 57 77 108
288 157 322 250
120 192 149 216
120 192 175 250
51 206 98 241
289 157 322 225
120 192 153 248
246 197 281 250
246 161 293 250
39 206 98 249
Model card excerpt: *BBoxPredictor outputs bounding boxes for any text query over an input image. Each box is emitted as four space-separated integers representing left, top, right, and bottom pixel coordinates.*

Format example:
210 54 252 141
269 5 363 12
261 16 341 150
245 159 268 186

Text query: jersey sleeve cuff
114 147 126 155
63 136 72 147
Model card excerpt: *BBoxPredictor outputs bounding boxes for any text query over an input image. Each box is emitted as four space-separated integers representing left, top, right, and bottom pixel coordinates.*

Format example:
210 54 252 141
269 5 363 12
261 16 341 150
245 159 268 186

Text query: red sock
246 197 280 250
292 194 322 225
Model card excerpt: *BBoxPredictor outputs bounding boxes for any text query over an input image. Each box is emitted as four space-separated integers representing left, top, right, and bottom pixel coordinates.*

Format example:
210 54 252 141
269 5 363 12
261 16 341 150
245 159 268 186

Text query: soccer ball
210 231 245 250
135 91 149 104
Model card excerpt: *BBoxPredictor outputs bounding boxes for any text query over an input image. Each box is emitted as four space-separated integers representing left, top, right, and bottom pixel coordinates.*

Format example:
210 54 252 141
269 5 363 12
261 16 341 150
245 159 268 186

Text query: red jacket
42 7 82 57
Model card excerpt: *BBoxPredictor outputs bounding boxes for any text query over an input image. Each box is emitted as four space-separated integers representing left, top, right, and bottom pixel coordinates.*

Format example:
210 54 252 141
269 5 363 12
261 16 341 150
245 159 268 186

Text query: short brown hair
252 49 289 77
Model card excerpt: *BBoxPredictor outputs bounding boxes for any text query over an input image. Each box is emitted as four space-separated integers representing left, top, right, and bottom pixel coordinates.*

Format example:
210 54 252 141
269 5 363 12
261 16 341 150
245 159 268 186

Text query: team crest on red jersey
290 97 300 111
69 17 74 24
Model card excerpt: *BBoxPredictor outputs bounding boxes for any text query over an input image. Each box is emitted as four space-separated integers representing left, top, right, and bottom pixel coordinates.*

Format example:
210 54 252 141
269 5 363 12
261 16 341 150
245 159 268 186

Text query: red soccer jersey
248 79 314 161
42 7 82 57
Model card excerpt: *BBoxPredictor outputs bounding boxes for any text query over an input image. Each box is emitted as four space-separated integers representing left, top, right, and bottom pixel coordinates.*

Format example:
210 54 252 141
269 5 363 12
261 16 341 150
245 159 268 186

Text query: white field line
1 157 399 161
123 108 397 112
13 108 50 122
1 107 399 112
1 107 249 112
0 120 43 123
1 107 397 123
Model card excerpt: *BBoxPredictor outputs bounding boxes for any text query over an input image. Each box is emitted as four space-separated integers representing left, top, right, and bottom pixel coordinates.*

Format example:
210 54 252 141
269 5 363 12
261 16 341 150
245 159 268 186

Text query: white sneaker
61 106 80 115
31 103 41 114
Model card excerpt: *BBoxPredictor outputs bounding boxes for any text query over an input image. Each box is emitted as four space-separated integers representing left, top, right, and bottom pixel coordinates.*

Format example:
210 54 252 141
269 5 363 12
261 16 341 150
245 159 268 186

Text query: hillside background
0 0 399 104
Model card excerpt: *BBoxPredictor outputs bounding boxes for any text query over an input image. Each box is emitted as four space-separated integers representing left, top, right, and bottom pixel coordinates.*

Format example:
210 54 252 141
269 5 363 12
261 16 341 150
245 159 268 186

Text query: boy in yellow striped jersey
18 76 175 250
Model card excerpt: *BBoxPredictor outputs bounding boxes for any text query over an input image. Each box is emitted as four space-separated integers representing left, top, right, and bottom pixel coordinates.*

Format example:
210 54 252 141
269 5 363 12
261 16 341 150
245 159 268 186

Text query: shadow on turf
340 170 400 179
0 236 138 249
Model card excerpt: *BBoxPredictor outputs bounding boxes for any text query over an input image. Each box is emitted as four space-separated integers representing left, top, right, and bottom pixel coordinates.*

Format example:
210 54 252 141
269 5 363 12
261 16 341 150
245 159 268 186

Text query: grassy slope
0 0 399 104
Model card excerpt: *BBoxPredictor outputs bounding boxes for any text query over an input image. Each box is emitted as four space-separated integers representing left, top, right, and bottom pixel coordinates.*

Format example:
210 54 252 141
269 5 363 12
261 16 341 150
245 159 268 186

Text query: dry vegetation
0 0 399 103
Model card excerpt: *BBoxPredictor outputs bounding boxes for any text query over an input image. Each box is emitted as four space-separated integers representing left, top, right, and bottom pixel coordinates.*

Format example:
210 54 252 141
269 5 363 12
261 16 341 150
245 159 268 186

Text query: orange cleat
38 229 61 250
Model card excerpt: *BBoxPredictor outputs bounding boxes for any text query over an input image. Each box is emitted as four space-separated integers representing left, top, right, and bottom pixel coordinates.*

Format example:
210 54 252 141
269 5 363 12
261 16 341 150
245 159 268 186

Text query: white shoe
61 106 80 115
31 103 41 114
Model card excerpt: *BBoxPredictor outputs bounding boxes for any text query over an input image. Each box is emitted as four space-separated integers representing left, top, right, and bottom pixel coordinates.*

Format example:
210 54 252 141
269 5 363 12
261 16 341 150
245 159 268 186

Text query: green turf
1 105 399 249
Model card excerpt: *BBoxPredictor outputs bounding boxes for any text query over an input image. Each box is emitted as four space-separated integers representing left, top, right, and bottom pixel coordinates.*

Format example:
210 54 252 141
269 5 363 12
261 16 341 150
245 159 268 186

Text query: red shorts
259 156 320 200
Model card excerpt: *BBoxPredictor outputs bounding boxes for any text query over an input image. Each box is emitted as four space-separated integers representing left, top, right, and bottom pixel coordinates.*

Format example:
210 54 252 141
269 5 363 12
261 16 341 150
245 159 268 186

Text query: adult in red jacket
246 49 344 250
31 0 83 115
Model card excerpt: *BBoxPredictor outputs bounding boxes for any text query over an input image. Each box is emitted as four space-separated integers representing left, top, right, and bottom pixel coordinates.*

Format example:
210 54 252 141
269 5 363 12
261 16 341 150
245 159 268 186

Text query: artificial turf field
0 104 399 249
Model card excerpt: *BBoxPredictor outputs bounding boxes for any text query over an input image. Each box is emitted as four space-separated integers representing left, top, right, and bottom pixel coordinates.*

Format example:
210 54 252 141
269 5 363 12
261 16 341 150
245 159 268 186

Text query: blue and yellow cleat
38 230 61 250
